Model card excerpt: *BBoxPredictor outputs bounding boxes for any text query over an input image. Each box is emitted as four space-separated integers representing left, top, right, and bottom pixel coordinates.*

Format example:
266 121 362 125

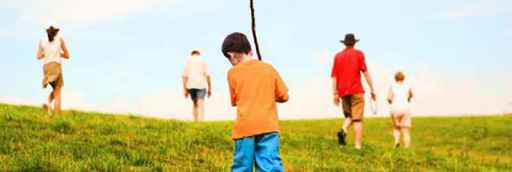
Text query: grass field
0 103 511 171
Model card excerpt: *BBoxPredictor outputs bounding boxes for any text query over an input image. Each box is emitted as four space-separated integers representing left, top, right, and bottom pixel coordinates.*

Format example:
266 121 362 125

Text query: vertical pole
250 0 262 60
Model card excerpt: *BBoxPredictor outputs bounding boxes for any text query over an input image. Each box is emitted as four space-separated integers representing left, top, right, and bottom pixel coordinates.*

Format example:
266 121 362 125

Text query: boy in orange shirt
222 32 289 172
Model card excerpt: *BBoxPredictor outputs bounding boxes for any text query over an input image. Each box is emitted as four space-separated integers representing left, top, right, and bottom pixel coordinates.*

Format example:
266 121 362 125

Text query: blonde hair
394 71 406 82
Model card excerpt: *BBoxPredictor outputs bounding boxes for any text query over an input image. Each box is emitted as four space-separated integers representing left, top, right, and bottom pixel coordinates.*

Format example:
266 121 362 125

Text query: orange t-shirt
228 60 289 139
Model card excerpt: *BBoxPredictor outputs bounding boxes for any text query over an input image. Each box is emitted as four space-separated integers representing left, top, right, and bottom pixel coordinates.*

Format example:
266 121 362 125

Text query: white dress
389 82 411 114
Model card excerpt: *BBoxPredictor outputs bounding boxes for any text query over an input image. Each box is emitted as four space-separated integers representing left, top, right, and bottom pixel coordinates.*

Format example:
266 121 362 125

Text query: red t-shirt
331 48 368 96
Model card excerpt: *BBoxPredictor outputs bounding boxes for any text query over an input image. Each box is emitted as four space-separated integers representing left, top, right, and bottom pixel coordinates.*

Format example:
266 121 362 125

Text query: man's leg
232 136 256 172
342 118 352 132
338 118 352 145
338 96 352 145
351 94 365 149
254 133 284 172
45 89 55 113
353 121 363 149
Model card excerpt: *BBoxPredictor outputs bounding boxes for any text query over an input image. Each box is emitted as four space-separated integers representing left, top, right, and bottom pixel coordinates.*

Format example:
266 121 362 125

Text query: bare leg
342 118 352 132
401 127 411 148
45 90 55 112
192 100 199 122
391 115 401 148
353 121 363 149
393 127 401 148
48 90 55 104
197 99 205 121
53 87 62 114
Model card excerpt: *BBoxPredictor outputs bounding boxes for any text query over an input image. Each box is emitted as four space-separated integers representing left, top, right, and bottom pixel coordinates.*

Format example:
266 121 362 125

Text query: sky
1 0 511 120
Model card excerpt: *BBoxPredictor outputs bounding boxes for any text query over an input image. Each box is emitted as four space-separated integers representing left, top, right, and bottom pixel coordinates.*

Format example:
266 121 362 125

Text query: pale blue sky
1 0 511 119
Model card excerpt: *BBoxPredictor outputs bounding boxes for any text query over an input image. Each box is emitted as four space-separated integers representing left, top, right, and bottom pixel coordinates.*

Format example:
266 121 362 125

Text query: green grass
0 103 511 171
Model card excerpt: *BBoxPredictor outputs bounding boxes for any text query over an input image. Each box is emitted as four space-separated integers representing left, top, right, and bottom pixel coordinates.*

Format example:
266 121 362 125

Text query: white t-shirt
39 35 64 64
182 55 209 89
389 82 411 112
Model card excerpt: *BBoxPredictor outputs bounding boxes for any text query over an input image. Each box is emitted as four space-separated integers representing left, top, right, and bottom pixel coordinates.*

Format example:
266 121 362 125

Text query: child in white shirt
387 71 414 148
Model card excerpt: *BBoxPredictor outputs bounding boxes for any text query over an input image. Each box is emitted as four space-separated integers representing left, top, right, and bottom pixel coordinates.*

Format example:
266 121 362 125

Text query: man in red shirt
331 33 376 149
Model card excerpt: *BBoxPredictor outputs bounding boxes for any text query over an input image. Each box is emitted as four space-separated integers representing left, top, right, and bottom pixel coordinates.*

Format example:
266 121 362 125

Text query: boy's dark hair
221 32 252 58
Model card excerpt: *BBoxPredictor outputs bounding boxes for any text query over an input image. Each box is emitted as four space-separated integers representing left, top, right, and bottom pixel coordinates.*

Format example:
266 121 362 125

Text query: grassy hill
0 104 510 171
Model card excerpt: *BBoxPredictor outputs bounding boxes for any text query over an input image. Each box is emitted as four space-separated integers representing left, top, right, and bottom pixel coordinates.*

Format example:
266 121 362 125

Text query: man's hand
184 90 189 98
333 94 340 106
207 90 212 98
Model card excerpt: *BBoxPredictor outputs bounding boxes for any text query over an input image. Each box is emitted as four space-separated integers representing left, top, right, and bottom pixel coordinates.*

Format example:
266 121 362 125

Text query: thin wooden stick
250 0 262 60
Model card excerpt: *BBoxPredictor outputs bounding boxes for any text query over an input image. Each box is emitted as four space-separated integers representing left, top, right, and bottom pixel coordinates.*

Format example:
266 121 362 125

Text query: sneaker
393 143 400 149
337 130 347 146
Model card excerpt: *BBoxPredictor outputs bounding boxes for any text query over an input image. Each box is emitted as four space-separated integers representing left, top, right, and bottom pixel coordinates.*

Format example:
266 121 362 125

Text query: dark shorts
342 94 365 121
188 88 207 101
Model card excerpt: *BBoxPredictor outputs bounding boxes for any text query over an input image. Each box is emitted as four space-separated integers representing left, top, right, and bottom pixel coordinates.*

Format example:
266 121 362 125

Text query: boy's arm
274 69 289 103
228 72 237 107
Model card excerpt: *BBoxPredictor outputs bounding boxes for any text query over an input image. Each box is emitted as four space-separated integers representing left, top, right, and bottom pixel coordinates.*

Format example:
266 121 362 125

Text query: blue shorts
231 132 284 172
187 88 206 101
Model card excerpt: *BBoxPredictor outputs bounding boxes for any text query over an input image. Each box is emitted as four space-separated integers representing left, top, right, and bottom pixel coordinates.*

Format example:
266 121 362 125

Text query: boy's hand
208 90 212 98
333 94 340 106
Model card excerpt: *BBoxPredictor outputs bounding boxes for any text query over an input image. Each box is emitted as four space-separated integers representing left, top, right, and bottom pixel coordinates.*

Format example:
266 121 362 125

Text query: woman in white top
387 71 414 148
36 25 70 114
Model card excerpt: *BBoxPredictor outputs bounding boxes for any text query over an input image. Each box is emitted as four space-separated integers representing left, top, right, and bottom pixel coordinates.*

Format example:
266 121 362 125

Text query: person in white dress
387 71 414 148
182 49 212 122
36 25 70 114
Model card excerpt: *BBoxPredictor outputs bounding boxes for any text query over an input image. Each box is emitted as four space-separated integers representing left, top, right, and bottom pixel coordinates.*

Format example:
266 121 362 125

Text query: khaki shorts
43 62 64 89
342 94 365 121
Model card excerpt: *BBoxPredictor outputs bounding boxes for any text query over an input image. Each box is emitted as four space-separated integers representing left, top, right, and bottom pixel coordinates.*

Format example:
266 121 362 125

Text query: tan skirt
42 62 64 89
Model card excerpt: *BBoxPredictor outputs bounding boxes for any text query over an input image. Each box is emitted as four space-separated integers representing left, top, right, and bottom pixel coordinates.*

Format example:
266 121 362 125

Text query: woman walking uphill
36 24 70 114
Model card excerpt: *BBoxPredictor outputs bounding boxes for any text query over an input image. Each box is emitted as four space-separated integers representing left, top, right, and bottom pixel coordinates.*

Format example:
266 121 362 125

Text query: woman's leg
48 90 55 103
53 87 62 114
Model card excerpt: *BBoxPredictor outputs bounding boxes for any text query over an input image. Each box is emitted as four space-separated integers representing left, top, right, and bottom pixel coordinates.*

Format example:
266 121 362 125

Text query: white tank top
39 35 63 64
390 82 411 108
